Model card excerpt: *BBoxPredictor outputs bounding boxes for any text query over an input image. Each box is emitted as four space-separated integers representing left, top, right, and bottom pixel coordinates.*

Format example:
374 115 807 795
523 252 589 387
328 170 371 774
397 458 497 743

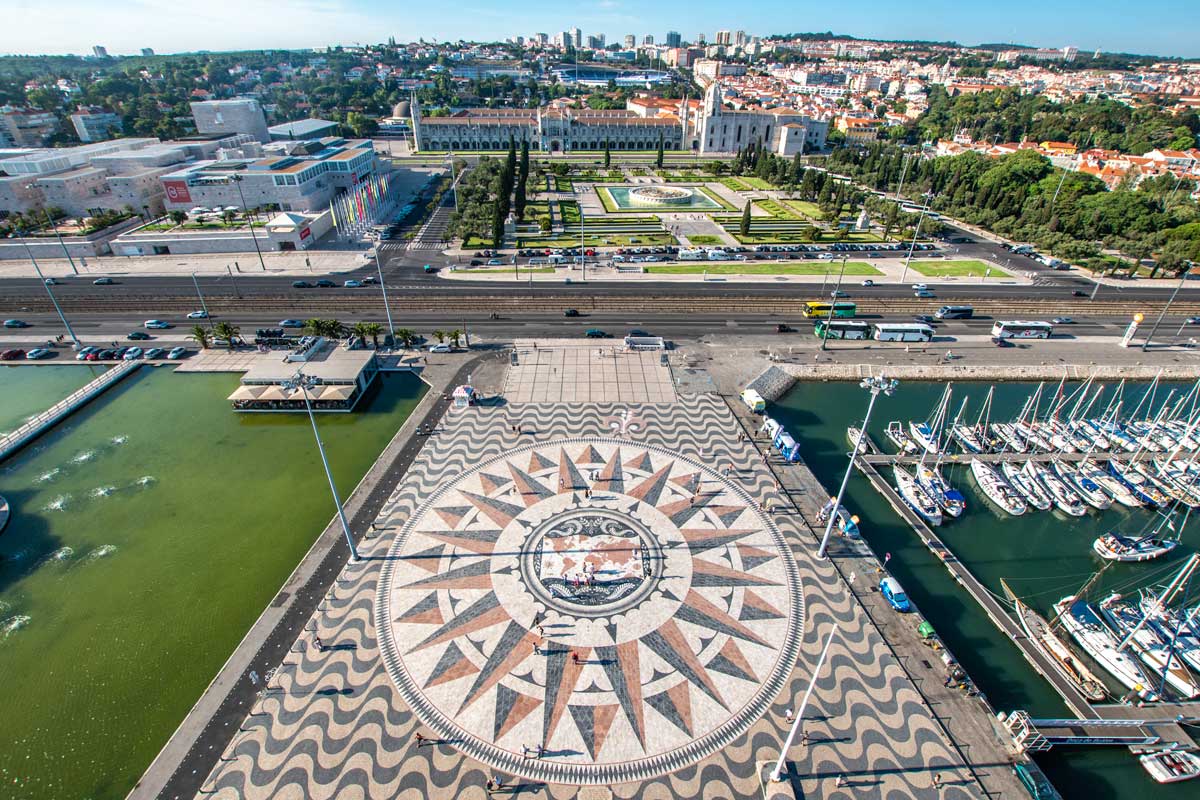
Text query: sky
3 0 1199 59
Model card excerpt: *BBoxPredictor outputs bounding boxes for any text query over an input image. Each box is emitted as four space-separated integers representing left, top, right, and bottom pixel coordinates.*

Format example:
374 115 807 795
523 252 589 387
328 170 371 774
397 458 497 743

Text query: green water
772 380 1200 800
0 366 425 799
0 365 106 435
602 185 723 210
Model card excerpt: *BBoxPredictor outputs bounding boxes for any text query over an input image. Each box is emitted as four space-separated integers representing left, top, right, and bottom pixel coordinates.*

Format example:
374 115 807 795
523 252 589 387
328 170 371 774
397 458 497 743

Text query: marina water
773 379 1200 800
0 365 425 799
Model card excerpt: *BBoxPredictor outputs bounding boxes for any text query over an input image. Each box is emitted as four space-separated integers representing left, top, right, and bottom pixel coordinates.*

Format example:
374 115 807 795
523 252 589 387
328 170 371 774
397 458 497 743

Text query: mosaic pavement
201 395 981 799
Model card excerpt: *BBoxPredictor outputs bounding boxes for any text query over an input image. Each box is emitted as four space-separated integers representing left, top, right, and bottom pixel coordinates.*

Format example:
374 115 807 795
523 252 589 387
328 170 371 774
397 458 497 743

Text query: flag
329 198 338 231
884 552 891 564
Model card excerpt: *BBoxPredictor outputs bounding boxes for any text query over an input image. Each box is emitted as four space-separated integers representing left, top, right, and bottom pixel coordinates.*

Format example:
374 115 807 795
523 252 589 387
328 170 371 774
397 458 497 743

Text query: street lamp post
34 202 79 275
899 195 932 285
769 623 840 783
281 370 359 561
375 241 395 336
191 273 213 326
821 256 848 351
13 232 81 347
817 375 898 559
229 174 268 272
1142 267 1191 351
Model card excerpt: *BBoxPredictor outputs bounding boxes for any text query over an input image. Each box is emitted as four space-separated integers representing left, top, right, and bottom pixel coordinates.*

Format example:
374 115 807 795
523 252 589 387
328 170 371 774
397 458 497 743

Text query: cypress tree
604 139 610 168
740 200 752 237
656 133 664 168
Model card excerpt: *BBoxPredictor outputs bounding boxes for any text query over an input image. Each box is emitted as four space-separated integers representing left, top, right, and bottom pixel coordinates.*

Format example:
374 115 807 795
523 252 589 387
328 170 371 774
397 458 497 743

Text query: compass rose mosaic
376 438 804 784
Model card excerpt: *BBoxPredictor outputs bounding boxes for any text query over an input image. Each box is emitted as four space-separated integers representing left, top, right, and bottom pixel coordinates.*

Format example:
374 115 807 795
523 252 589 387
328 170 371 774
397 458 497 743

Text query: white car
344 279 363 288
911 283 928 291
144 319 171 329
428 343 452 353
818 252 835 260
122 347 143 360
862 279 875 287
187 310 209 319
166 346 188 360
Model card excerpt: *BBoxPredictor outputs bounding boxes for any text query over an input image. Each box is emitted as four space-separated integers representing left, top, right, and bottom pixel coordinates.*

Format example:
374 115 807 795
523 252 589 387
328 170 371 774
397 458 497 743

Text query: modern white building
190 98 271 143
69 110 123 143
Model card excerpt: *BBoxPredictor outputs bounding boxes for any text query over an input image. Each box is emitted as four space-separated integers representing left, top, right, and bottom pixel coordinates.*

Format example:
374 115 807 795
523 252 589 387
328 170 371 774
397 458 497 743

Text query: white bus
678 248 706 260
873 322 934 342
991 320 1053 339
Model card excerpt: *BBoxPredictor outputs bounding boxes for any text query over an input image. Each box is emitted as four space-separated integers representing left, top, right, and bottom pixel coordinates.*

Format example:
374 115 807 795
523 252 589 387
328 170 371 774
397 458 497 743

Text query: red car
1 348 26 360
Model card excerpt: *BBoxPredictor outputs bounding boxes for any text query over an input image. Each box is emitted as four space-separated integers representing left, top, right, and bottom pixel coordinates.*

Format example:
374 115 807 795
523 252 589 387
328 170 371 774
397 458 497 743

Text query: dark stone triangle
460 490 523 527
424 641 479 688
739 551 777 572
681 531 747 554
558 448 589 492
478 472 512 494
402 544 446 573
569 705 597 758
423 529 502 555
707 651 756 683
740 603 784 622
715 506 749 527
577 445 605 465
641 627 724 707
691 558 779 587
646 688 690 735
407 558 492 589
460 621 530 712
628 464 672 506
434 506 472 528
493 684 541 740
397 591 442 624
595 448 624 494
507 463 555 506
411 591 504 652
625 451 653 472
674 601 766 646
529 451 556 471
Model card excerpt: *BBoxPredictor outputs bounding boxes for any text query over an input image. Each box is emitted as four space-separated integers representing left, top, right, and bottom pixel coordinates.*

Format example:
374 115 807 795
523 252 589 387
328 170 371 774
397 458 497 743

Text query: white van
740 388 766 413
528 257 550 265
547 254 566 265
678 248 706 261
706 249 728 261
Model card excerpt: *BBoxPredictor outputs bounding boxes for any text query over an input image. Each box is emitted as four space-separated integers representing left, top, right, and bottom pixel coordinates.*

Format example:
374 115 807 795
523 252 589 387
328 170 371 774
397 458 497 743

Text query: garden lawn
741 177 775 190
646 261 883 275
906 259 1008 278
687 234 724 245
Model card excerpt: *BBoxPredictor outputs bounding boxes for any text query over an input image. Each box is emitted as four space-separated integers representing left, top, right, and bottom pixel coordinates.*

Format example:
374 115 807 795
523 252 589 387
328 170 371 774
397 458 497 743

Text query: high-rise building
569 27 582 48
534 33 548 45
642 35 654 45
92 45 108 58
697 33 706 45
665 31 682 48
714 30 732 46
555 31 571 49
190 98 270 143
141 48 154 57
624 34 636 49
734 30 748 47
0 108 60 147
586 34 605 49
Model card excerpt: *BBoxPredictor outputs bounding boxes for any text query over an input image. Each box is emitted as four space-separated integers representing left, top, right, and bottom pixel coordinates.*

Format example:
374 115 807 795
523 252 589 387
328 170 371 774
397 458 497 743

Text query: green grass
515 234 677 247
906 259 1008 278
741 177 775 190
646 261 883 276
687 234 724 245
697 186 739 211
720 177 753 192
754 199 803 219
464 267 555 274
780 200 824 219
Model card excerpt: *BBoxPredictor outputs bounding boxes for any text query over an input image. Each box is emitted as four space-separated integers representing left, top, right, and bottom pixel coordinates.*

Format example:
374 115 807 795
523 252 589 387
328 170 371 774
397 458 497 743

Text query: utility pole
375 238 395 335
769 623 840 783
1142 267 1191 351
14 232 80 347
33 201 79 275
229 174 268 272
191 273 213 327
225 264 242 299
899 194 932 285
821 257 848 351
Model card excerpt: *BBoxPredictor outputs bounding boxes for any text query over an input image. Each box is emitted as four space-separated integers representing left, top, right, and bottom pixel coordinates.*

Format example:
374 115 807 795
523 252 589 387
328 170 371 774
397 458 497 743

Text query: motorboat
885 421 920 455
1054 596 1158 701
817 499 860 538
915 462 966 518
894 465 943 526
1053 461 1112 511
1005 583 1106 702
1001 461 1052 511
1099 597 1200 700
1093 533 1178 563
1139 749 1200 783
1026 460 1086 517
846 426 870 455
970 459 1026 516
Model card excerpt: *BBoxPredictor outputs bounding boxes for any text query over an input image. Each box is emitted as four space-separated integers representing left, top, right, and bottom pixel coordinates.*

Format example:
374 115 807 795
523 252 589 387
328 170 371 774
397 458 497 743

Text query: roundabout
377 438 804 784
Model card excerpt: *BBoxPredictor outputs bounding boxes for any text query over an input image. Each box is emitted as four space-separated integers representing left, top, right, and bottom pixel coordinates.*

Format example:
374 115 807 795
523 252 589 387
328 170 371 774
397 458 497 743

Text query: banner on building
163 180 192 204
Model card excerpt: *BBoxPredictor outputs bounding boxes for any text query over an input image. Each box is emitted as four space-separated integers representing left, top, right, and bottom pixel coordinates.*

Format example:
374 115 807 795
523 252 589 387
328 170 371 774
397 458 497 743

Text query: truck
740 388 766 413
678 248 706 261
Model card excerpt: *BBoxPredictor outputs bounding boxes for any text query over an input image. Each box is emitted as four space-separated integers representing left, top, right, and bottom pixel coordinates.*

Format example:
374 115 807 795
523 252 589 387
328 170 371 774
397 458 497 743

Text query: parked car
1 348 26 360
911 283 928 291
428 343 452 353
585 329 608 338
166 346 188 360
469 260 483 266
25 348 53 360
343 279 363 288
292 280 314 288
123 347 144 360
315 279 336 288
279 319 305 328
187 310 209 319
1188 317 1200 325
3 319 29 328
361 275 377 285
879 577 913 612
75 346 100 360
92 277 114 285
486 258 503 266
144 319 171 329
564 308 580 317
127 331 151 340
914 289 935 298
144 348 166 359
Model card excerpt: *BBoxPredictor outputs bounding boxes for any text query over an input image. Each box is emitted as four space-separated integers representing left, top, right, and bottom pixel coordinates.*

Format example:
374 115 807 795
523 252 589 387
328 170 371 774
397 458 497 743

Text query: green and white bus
814 320 871 340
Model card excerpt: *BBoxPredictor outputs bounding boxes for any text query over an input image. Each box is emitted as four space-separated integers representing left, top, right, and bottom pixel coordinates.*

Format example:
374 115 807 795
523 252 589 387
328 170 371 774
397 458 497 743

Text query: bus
934 305 974 320
991 320 1053 339
814 320 871 340
873 322 934 342
803 301 857 319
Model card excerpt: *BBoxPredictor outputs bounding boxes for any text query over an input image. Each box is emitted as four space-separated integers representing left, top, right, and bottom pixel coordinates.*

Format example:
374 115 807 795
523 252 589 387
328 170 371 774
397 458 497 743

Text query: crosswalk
407 204 452 251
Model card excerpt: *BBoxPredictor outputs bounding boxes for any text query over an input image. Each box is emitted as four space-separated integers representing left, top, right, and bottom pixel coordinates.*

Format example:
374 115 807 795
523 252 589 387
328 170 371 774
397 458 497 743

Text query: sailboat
1002 461 1052 511
1026 459 1087 516
1054 595 1159 701
970 459 1027 516
1003 580 1107 702
1095 507 1185 563
893 464 943 526
950 394 988 454
909 384 950 455
915 390 966 518
1053 461 1112 511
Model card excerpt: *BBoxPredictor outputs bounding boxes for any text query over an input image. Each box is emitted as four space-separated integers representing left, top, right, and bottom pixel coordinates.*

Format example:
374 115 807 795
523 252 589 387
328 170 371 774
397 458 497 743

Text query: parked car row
73 345 188 361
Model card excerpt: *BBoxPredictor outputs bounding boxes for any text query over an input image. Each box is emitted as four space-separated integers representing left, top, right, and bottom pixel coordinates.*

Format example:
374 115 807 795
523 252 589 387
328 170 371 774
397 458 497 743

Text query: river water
0 365 425 799
772 379 1200 800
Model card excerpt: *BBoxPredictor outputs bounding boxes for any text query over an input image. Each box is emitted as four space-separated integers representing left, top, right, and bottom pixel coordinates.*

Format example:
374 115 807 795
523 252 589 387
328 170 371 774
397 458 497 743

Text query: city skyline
3 0 1200 59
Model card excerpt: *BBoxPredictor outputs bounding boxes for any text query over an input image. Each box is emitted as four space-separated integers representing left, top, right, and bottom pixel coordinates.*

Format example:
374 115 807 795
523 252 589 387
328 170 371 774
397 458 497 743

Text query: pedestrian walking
848 570 856 584
415 732 426 747
534 641 541 655
835 775 846 787
784 708 793 723
572 652 581 666
313 635 323 651
933 773 942 789
801 731 810 746
486 778 496 793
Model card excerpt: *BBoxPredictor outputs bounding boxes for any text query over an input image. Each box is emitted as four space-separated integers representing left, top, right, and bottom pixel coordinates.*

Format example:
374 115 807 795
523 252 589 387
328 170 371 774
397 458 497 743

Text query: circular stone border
375 437 806 786
627 185 696 206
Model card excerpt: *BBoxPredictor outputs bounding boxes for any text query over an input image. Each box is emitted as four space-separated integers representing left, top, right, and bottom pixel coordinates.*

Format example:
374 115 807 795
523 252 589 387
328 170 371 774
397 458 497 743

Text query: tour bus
706 249 729 260
803 301 857 319
814 320 871 340
872 322 935 342
678 248 706 260
934 305 974 320
991 320 1054 339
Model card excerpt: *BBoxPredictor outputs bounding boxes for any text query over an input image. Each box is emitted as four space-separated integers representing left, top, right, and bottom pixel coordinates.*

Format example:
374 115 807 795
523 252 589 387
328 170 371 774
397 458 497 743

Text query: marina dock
0 361 140 463
861 450 1196 466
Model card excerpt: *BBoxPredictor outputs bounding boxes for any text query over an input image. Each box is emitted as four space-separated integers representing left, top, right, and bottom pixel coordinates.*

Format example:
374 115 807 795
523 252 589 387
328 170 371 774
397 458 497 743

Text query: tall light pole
13 232 81 348
28 195 79 275
769 623 840 783
894 152 911 201
191 272 213 327
817 375 898 559
899 194 932 285
1142 266 1192 351
821 256 848 351
229 174 268 272
375 236 396 336
281 370 358 561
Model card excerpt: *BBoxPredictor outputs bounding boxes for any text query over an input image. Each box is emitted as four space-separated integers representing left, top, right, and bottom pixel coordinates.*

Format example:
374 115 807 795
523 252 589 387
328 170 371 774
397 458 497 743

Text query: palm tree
394 328 417 349
188 325 212 349
304 318 346 338
213 321 241 350
352 321 383 348
449 328 462 347
303 318 326 336
432 329 446 343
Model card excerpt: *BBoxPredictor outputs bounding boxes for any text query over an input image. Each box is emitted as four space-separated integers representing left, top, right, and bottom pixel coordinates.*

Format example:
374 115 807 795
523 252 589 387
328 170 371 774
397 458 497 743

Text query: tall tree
740 201 752 237
604 139 611 168
656 133 664 169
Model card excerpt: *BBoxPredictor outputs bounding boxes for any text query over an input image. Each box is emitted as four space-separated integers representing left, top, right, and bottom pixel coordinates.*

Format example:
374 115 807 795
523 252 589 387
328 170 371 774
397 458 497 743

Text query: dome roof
393 100 411 118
